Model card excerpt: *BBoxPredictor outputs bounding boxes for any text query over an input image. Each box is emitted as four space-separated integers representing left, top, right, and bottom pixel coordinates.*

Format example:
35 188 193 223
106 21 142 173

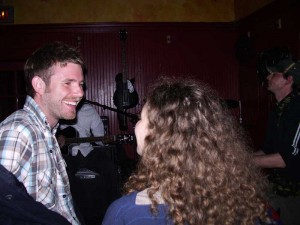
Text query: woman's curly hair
124 76 268 225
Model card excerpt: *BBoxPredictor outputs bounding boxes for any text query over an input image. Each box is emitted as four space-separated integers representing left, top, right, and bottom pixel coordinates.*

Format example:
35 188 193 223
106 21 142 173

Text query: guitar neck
120 28 129 104
121 40 128 82
65 136 116 144
64 134 135 145
120 28 128 82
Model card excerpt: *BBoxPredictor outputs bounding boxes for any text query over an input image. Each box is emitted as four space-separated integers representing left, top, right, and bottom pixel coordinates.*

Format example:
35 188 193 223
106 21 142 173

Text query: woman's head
127 76 267 224
135 76 228 162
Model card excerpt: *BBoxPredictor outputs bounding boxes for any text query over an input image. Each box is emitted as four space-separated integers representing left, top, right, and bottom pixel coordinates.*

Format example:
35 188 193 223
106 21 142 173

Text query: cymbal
220 99 239 109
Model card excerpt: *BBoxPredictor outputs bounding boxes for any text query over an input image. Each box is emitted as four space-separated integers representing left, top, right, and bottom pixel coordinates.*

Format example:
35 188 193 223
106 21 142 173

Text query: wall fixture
0 6 14 23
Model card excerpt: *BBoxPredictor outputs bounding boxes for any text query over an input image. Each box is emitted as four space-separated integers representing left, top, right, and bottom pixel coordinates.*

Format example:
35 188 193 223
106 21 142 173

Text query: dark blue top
102 191 282 225
102 191 173 225
0 163 71 225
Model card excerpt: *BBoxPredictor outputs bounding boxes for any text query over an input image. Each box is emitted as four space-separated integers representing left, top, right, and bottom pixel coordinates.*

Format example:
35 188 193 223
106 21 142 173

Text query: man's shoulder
78 103 100 120
0 110 38 134
1 109 26 124
80 103 98 114
292 92 300 100
288 94 300 111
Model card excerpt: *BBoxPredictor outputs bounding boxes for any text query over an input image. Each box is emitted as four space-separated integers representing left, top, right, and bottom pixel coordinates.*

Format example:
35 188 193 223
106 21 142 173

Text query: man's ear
32 76 46 95
287 75 294 85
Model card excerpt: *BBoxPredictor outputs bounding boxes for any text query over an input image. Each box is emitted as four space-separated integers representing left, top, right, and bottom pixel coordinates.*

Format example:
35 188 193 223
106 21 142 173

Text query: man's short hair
24 41 85 97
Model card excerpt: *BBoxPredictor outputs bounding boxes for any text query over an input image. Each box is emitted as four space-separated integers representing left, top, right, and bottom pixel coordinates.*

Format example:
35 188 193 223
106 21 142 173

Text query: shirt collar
23 95 56 133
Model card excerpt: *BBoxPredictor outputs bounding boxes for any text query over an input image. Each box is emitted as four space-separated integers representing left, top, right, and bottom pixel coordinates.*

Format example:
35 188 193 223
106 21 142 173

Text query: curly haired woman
102 77 281 225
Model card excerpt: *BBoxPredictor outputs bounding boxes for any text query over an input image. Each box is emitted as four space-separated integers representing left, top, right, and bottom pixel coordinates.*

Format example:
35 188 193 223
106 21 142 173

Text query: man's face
40 63 84 126
266 72 289 94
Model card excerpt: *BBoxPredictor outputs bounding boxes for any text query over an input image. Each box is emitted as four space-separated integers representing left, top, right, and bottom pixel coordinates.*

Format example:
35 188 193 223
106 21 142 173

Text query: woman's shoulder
104 192 138 216
102 192 138 224
255 204 282 225
102 190 170 225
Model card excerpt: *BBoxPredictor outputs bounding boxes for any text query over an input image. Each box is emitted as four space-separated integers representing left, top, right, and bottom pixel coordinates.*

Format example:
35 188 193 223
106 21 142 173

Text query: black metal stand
85 100 139 124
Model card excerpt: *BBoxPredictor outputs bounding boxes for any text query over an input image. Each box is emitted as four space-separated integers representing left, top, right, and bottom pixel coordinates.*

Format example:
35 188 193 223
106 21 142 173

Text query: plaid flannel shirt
0 96 80 225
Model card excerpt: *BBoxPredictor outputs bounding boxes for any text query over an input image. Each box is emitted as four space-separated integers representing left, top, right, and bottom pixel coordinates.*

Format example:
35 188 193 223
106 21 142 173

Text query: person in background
57 100 121 225
253 55 300 225
103 76 281 225
57 100 105 157
0 41 85 225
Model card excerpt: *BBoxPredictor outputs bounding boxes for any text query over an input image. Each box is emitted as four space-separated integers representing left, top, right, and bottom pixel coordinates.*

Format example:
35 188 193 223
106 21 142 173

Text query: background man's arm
253 152 286 168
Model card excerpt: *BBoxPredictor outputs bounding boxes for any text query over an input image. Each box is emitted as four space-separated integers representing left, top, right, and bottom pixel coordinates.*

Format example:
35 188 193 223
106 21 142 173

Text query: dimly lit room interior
0 0 299 224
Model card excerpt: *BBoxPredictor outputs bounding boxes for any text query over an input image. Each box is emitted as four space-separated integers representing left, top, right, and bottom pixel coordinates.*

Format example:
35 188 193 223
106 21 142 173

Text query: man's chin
62 113 76 120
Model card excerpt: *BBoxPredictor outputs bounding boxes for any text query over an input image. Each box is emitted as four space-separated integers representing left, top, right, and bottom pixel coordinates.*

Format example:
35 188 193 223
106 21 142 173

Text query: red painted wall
1 0 299 150
0 23 239 135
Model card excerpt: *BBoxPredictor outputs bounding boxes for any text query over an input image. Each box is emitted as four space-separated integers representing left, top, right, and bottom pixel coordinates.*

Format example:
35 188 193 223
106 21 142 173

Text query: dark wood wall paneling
0 23 240 135
0 0 299 157
236 0 300 149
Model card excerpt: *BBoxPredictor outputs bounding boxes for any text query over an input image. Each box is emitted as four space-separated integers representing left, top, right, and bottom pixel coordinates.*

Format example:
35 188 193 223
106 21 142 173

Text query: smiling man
0 42 85 225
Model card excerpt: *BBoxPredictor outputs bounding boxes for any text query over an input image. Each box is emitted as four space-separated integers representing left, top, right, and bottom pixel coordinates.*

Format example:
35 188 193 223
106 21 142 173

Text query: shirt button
63 194 66 198
5 194 13 200
50 149 53 153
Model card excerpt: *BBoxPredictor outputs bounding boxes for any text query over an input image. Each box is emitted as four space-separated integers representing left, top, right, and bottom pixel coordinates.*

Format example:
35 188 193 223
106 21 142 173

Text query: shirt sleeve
276 98 300 174
280 122 300 172
0 127 32 178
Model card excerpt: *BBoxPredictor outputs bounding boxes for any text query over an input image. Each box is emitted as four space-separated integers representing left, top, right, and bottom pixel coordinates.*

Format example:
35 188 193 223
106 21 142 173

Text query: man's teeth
64 101 78 106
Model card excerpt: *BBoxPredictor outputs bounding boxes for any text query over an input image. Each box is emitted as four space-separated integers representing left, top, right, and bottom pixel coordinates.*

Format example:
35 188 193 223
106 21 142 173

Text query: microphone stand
85 99 139 124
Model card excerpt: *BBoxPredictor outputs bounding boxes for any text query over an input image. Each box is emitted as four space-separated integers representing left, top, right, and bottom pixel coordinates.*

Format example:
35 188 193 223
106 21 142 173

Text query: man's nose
74 84 84 97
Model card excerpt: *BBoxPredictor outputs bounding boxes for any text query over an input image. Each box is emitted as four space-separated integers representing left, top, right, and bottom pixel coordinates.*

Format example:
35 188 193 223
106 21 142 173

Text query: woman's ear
32 76 46 95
